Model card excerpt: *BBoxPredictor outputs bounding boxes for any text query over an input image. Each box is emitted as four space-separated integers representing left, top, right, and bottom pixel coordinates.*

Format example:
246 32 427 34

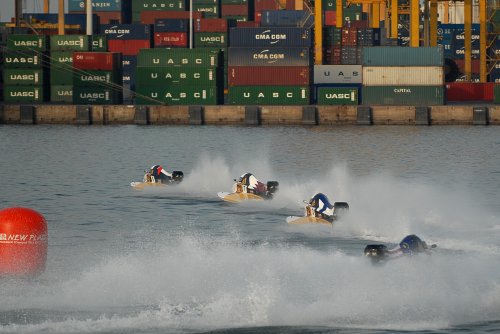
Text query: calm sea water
1 125 500 334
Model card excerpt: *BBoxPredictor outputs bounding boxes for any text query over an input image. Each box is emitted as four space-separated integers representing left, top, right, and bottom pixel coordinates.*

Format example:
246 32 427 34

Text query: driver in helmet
308 193 334 222
387 234 430 257
237 173 267 196
149 164 172 183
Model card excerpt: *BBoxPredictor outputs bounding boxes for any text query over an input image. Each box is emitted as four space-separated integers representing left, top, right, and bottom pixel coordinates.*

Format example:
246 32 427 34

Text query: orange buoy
0 207 47 276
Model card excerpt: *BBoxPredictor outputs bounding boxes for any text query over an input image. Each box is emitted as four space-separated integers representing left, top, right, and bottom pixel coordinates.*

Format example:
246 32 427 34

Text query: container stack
361 47 445 105
221 0 252 22
254 0 282 24
228 26 312 105
193 0 220 19
154 19 189 48
68 0 132 24
135 48 223 105
313 65 361 105
136 0 195 24
50 35 90 103
3 35 48 103
72 52 123 104
322 0 364 27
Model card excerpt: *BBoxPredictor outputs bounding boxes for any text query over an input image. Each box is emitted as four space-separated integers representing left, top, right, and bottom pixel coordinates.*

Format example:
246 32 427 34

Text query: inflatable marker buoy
0 207 47 276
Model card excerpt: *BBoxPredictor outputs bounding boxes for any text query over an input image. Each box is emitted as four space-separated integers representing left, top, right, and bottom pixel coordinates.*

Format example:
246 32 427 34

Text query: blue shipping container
229 27 313 47
228 47 311 66
100 24 152 40
122 55 137 74
260 10 313 27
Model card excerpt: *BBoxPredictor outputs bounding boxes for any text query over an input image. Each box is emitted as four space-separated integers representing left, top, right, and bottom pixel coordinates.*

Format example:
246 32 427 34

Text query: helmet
400 235 426 254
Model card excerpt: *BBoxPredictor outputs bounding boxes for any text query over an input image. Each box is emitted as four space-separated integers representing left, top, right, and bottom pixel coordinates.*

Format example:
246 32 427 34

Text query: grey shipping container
229 27 313 47
362 86 445 105
362 47 444 66
228 47 311 66
314 65 362 84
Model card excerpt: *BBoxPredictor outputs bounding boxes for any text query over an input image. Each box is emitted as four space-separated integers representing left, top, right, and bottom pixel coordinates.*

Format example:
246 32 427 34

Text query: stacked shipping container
228 26 312 105
3 35 48 103
135 48 223 105
362 47 445 105
68 0 131 24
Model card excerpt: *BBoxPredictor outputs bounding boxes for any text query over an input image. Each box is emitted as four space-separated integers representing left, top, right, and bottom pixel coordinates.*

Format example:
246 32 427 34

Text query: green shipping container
50 35 90 51
73 70 122 87
3 69 45 85
3 85 44 103
50 85 73 103
132 0 186 13
317 87 358 105
136 67 221 86
362 86 445 105
229 86 310 105
73 87 122 105
192 4 219 18
50 51 74 85
3 51 45 68
135 85 221 105
137 48 221 67
494 85 500 104
91 35 108 51
362 47 444 66
7 35 47 51
194 33 228 47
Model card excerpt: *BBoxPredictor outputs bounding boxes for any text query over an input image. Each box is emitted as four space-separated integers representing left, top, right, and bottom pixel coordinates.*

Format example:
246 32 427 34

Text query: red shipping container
194 18 228 32
324 11 336 26
140 11 202 24
454 59 480 74
108 39 151 55
255 0 281 11
154 32 187 47
445 82 495 101
73 52 121 70
221 4 248 16
228 66 310 86
341 28 357 46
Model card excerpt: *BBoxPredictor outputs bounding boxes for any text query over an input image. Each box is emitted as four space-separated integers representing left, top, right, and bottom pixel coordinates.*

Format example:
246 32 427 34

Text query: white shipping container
314 65 362 84
362 66 444 86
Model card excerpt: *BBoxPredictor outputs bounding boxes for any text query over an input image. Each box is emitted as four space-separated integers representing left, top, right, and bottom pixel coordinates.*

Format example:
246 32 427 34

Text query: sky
1 0 64 23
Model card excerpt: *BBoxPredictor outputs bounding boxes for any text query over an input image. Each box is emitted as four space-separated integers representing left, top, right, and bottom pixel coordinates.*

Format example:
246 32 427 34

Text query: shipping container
228 66 310 86
228 47 310 66
50 85 73 103
362 86 445 105
2 51 45 68
135 85 221 105
194 32 228 47
194 18 228 32
154 19 189 32
316 87 358 105
3 85 45 103
84 11 129 24
137 48 221 67
139 10 202 24
132 0 186 13
494 84 500 104
73 70 122 86
222 0 248 3
100 24 152 39
314 65 362 84
68 0 130 11
50 51 74 85
229 27 312 47
222 4 249 16
6 35 48 51
136 67 221 85
362 47 444 66
260 10 311 27
154 32 188 47
107 39 151 55
362 66 444 86
73 87 122 104
91 35 108 51
50 35 90 51
193 3 219 18
445 82 494 101
3 69 46 85
122 55 138 73
73 52 122 71
228 86 310 105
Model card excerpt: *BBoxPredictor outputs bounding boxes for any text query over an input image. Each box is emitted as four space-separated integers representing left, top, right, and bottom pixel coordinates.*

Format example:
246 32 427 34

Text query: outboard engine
364 244 388 263
266 181 279 196
333 202 349 219
172 171 184 182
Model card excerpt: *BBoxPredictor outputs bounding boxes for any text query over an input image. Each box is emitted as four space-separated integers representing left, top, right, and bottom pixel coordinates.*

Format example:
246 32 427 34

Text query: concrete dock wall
0 104 499 126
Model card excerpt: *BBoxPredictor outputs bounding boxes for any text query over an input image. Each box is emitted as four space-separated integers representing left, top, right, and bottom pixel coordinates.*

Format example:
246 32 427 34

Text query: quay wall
0 104 499 126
